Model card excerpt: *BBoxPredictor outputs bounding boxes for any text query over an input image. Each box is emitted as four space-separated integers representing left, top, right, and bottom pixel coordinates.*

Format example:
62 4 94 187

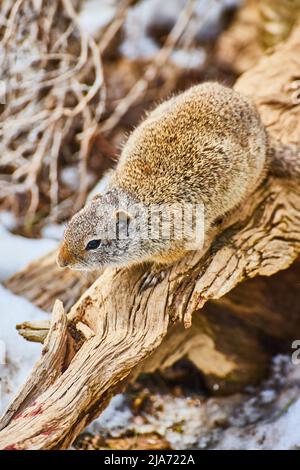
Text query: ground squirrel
58 82 286 275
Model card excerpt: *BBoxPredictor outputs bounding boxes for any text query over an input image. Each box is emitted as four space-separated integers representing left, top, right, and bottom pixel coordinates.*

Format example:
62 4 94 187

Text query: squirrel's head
57 189 200 271
57 188 174 271
57 191 143 271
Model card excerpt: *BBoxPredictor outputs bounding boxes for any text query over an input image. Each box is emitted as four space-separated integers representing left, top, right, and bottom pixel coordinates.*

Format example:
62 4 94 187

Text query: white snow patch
171 48 206 70
0 211 16 231
0 216 50 416
0 285 46 414
41 223 65 241
0 222 57 281
60 166 79 191
121 0 242 62
216 397 300 450
88 394 133 437
78 0 117 37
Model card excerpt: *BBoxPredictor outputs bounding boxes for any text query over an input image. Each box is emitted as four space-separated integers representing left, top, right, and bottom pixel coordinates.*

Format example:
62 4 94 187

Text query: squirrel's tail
267 134 300 179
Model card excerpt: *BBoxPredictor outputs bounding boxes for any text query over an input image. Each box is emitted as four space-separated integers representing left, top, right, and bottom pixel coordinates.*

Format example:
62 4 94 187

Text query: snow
217 398 300 450
88 394 133 437
0 215 57 281
214 356 300 450
171 48 206 70
88 355 300 450
0 213 51 415
78 0 117 37
0 211 16 231
60 166 79 191
41 223 65 241
0 284 46 414
120 0 241 64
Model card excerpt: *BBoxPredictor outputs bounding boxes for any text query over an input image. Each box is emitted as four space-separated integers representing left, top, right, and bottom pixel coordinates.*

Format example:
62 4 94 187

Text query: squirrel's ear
115 209 132 238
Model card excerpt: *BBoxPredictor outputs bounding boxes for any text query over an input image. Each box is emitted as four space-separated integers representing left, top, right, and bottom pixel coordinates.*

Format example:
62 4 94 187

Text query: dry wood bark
0 25 300 450
5 250 98 312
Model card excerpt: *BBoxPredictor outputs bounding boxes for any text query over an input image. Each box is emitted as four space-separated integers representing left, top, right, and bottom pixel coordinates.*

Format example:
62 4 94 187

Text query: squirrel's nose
57 256 69 268
57 245 71 268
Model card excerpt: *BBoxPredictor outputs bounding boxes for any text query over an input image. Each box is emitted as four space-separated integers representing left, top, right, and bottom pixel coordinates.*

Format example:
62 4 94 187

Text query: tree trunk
1 24 300 450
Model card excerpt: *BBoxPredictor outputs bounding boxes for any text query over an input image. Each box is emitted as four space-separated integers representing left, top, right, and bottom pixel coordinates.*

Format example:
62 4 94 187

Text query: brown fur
58 82 267 271
112 82 267 209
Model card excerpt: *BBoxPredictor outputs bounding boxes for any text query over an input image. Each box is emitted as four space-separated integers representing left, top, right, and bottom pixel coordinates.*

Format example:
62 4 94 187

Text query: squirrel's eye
85 239 101 251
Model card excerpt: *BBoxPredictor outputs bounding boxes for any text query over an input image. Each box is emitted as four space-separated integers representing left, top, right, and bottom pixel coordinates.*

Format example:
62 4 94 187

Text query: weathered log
5 250 98 312
0 24 300 450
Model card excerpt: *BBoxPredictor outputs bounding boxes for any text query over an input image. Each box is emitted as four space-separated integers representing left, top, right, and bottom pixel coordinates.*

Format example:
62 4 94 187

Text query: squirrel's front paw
140 268 167 291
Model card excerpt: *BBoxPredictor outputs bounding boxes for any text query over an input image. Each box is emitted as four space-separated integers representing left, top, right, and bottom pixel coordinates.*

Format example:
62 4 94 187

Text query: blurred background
1 0 300 234
1 0 300 450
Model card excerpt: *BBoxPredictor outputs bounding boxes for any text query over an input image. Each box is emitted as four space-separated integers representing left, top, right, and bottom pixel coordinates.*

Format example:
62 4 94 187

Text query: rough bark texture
5 250 98 312
0 24 300 450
